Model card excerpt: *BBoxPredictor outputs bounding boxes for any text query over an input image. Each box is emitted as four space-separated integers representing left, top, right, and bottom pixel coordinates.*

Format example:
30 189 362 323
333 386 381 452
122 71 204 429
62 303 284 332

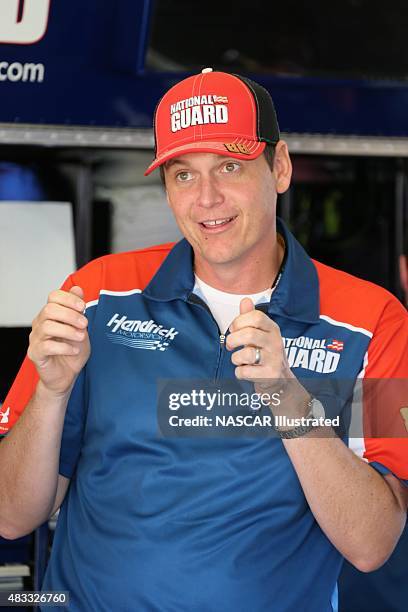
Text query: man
0 69 407 611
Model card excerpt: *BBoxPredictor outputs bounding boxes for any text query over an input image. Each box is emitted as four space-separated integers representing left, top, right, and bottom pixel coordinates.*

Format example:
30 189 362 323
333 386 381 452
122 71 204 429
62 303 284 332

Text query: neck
194 235 284 294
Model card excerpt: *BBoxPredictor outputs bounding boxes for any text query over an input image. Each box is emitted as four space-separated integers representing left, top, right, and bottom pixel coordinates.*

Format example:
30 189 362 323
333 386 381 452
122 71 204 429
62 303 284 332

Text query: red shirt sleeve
1 244 173 436
0 274 77 435
362 296 408 483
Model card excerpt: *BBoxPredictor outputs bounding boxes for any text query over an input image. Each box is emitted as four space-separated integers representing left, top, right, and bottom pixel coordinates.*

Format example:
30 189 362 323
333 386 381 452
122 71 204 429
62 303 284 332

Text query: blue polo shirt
11 220 401 612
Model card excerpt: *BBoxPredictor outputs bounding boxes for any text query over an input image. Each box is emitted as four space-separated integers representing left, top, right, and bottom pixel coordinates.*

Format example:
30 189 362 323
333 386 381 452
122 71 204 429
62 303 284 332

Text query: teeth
203 217 233 226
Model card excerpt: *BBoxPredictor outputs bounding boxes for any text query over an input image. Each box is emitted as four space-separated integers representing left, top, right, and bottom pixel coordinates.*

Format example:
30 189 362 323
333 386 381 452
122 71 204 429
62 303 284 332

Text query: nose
195 175 224 209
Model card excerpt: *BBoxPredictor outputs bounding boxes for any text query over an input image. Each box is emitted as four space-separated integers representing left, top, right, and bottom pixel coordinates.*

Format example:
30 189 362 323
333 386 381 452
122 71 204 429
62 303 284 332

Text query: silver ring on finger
254 347 261 365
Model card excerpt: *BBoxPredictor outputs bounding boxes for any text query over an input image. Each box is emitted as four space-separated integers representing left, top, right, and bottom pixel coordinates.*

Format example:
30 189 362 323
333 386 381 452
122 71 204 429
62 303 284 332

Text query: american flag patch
327 340 344 352
213 95 228 103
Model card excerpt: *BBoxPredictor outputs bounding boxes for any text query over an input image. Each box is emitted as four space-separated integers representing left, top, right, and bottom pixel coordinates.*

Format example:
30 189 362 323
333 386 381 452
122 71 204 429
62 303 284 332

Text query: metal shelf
0 124 154 149
2 124 408 157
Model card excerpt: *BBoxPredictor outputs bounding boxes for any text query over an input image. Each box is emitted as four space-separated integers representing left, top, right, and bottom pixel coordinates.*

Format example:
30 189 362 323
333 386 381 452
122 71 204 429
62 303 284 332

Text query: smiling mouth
200 216 237 229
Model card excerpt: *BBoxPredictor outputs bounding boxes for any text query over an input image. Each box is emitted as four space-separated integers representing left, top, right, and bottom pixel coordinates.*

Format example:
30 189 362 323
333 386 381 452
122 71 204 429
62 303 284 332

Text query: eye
176 170 193 182
222 161 240 173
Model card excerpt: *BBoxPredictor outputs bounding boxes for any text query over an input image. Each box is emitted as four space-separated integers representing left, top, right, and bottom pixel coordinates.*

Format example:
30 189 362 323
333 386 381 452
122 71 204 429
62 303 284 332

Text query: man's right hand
27 286 90 395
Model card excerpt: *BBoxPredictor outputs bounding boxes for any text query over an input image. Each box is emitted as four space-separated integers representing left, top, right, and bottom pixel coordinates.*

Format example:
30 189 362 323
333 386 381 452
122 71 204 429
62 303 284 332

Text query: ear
273 140 292 194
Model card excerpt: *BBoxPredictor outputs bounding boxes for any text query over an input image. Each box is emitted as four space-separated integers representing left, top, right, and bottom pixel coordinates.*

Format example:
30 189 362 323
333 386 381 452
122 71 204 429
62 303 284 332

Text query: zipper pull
220 334 226 345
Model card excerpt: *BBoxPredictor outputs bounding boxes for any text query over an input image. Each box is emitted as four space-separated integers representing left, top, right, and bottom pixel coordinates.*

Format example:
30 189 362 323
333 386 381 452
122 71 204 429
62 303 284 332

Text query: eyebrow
164 158 185 170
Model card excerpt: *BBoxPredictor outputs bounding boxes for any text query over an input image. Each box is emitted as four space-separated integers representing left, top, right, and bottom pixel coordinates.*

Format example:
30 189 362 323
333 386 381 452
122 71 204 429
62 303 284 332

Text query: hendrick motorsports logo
106 313 179 352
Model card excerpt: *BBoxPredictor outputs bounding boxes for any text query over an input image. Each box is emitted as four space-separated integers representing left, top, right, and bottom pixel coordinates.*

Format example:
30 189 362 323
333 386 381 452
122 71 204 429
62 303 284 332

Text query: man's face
164 147 290 271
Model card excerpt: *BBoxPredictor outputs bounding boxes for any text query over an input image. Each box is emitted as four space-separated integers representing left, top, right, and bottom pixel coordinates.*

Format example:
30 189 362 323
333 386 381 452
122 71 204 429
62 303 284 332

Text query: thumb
240 297 255 315
69 285 85 300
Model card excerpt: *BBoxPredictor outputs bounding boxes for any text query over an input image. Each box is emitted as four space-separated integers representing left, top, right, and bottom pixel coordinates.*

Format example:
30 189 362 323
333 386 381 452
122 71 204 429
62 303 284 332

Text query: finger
239 297 255 315
41 320 87 343
69 286 86 311
231 345 261 366
226 327 270 351
229 309 274 333
235 364 266 380
28 339 81 363
38 303 88 329
69 285 84 300
47 287 86 313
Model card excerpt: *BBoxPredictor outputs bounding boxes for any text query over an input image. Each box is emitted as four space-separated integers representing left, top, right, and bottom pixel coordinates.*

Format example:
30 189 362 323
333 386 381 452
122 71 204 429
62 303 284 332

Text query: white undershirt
193 275 274 334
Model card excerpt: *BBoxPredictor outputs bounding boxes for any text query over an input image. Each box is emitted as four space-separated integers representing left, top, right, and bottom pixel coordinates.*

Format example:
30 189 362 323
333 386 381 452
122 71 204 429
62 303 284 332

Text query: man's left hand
227 297 313 420
227 297 293 385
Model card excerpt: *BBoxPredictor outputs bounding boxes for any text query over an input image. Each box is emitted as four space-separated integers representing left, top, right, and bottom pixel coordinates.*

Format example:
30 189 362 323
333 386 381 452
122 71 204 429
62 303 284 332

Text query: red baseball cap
144 68 280 175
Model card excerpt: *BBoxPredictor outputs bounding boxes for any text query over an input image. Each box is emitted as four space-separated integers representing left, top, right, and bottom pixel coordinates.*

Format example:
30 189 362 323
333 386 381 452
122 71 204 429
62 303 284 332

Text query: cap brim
144 139 266 176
